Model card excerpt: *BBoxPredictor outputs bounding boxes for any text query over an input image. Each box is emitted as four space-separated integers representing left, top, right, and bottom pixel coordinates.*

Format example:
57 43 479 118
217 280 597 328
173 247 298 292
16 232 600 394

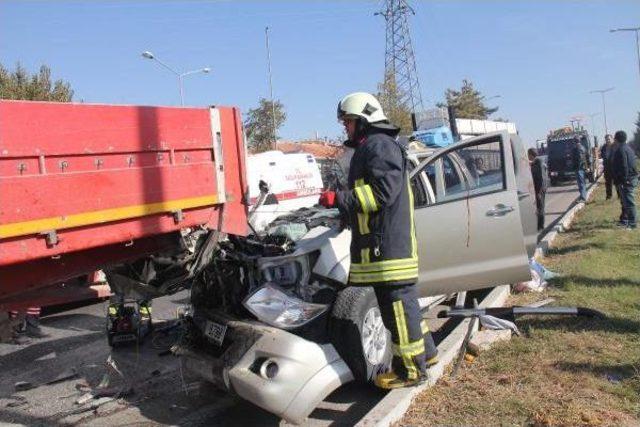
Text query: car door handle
486 204 515 217
517 191 530 200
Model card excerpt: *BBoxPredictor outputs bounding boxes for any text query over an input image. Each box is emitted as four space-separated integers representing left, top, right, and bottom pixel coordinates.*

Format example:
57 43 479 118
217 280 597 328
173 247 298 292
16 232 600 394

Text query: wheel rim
361 307 388 365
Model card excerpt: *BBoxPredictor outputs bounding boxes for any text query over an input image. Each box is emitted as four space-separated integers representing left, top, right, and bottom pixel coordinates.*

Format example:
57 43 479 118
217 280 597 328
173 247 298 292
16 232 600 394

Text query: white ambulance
247 150 324 231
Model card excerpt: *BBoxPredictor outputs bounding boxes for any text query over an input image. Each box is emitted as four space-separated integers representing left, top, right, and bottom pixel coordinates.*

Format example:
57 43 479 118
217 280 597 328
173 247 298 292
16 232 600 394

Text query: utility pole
610 27 640 82
589 87 614 135
375 0 424 115
265 27 277 150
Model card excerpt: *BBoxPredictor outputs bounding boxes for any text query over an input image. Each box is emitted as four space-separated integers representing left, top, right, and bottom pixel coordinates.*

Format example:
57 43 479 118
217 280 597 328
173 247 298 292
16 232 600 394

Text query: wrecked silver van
174 131 538 423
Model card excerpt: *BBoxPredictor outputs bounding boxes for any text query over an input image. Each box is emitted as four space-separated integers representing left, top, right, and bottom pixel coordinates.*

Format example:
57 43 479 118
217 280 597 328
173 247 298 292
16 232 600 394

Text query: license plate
204 320 227 345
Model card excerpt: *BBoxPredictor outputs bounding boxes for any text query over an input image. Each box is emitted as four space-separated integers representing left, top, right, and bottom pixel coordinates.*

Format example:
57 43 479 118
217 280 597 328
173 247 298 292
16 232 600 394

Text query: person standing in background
572 138 589 202
600 134 615 199
611 131 637 229
528 148 548 231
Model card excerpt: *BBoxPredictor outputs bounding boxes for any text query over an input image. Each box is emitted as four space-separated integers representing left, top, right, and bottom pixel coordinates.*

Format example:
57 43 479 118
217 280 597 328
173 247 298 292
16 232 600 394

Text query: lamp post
141 51 210 106
610 27 640 81
265 27 277 150
589 87 614 135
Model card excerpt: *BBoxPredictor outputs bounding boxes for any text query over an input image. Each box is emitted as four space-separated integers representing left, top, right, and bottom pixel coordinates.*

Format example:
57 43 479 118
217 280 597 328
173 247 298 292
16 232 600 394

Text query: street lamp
610 27 640 81
589 87 614 135
141 50 211 106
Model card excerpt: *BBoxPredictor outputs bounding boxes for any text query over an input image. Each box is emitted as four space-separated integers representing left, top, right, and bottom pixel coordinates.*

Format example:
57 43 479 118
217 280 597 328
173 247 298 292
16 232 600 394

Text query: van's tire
550 177 558 186
588 170 596 183
329 287 392 383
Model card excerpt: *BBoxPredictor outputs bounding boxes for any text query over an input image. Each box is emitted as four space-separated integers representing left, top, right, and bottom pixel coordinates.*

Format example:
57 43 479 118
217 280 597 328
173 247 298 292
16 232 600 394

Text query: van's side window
457 141 506 195
412 139 507 208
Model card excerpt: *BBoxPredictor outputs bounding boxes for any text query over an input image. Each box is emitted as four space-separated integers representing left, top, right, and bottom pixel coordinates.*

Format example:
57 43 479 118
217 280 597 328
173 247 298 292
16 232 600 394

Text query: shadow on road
40 313 105 333
0 331 103 373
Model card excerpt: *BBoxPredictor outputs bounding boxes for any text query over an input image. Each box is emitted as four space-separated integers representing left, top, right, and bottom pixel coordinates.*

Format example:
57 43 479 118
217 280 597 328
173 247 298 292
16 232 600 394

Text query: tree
437 79 498 120
633 111 640 155
0 62 74 102
377 71 413 135
244 98 286 153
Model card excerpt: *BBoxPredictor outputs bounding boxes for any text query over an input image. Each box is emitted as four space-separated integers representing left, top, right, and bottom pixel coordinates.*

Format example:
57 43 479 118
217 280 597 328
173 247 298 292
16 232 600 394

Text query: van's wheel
588 170 596 183
329 287 392 383
550 177 558 186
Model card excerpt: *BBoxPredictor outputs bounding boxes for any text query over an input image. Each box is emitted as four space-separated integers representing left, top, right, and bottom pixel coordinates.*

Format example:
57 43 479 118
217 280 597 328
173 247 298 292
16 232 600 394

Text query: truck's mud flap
180 323 354 424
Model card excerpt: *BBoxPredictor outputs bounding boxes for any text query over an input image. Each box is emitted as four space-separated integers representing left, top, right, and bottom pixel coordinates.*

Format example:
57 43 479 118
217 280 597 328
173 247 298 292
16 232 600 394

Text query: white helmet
337 92 388 124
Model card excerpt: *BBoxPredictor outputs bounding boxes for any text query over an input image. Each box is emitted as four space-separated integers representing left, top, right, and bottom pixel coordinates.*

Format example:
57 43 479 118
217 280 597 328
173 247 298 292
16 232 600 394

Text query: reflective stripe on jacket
336 130 417 286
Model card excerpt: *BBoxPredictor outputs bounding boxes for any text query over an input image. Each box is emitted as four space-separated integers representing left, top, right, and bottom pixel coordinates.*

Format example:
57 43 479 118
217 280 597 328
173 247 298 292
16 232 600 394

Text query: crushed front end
174 209 354 423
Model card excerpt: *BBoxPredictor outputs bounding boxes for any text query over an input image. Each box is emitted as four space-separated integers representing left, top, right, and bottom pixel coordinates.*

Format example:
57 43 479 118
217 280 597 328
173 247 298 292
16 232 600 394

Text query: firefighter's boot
374 371 427 389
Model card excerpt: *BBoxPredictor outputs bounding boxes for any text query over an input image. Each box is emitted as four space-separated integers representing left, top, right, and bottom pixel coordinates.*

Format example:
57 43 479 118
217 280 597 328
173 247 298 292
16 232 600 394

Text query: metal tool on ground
107 300 152 346
450 298 479 378
439 305 606 320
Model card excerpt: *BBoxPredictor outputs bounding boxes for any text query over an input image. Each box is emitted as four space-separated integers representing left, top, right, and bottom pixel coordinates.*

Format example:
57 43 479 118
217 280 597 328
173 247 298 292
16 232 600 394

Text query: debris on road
14 381 33 392
514 260 561 293
5 395 28 408
479 314 520 336
45 367 78 385
13 368 78 393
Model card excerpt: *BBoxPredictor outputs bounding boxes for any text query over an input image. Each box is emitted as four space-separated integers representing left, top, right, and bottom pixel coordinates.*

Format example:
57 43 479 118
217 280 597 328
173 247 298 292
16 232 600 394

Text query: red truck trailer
0 100 248 310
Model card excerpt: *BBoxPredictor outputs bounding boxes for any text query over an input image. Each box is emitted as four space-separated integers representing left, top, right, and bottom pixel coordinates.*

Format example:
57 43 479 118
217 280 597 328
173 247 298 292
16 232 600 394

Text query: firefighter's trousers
374 284 438 380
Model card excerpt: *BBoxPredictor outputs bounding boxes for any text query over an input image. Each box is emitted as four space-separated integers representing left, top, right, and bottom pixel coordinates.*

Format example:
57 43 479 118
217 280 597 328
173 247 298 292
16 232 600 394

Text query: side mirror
258 180 270 195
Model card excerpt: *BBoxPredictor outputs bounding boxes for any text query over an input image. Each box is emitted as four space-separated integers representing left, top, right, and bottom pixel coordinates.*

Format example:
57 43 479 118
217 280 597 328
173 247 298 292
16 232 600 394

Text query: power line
375 0 423 114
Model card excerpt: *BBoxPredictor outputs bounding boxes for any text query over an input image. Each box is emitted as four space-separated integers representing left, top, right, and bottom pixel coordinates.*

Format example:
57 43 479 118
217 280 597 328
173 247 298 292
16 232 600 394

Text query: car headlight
243 283 329 329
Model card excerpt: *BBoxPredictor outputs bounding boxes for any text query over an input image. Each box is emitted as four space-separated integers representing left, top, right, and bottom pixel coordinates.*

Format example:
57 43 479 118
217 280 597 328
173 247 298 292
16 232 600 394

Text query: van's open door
410 131 531 296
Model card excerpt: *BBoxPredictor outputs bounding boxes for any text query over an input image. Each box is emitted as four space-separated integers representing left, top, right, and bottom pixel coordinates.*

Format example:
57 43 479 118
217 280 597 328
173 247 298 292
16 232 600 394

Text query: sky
1 0 639 144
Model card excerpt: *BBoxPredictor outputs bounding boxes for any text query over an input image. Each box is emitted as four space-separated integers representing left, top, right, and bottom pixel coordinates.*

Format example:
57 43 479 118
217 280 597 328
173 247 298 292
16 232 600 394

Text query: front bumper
175 313 353 424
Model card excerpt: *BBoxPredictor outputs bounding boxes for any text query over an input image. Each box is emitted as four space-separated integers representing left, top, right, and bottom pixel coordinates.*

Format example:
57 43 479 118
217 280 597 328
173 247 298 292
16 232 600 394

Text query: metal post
587 113 599 138
636 29 640 80
600 92 608 135
178 75 185 106
265 27 277 150
590 88 614 136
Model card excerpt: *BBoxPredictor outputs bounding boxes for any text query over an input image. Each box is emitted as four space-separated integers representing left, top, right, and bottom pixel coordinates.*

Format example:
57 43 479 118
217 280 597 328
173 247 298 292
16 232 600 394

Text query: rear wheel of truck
329 287 392 383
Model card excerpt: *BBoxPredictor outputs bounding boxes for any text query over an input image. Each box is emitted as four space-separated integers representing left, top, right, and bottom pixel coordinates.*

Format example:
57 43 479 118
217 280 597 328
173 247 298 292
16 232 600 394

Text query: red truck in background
0 100 249 311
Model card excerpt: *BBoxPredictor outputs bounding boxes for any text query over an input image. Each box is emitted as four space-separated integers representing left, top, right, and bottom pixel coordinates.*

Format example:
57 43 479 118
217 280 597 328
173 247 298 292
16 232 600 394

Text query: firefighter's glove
319 190 336 208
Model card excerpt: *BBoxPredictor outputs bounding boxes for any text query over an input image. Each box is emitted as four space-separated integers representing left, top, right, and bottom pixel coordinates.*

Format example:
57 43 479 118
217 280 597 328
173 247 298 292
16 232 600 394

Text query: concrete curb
355 285 510 427
534 178 600 259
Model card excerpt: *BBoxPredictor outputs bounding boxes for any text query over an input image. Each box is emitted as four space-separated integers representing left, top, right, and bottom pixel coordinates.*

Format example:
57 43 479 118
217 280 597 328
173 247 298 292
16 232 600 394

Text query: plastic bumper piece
181 320 354 424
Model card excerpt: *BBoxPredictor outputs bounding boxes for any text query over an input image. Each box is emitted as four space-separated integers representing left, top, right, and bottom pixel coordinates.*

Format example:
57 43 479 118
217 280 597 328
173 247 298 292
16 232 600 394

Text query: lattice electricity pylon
375 0 424 114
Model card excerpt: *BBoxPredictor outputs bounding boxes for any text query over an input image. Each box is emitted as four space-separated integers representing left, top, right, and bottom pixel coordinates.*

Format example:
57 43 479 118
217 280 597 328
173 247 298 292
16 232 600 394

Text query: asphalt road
0 179 592 426
543 179 597 232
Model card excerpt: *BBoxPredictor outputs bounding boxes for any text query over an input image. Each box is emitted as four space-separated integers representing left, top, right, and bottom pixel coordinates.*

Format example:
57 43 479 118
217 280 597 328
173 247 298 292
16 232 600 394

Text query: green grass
402 185 640 426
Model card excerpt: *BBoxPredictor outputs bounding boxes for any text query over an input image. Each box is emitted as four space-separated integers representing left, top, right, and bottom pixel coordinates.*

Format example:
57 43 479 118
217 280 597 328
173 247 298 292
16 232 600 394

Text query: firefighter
319 92 438 389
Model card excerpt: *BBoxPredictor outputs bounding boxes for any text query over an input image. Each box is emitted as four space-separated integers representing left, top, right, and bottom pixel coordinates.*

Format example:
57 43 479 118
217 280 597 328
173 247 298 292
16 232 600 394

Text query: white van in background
247 151 324 231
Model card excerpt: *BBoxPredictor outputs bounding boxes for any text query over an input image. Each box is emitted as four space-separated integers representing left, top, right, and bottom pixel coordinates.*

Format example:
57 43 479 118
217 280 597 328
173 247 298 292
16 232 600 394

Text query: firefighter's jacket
336 130 417 286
